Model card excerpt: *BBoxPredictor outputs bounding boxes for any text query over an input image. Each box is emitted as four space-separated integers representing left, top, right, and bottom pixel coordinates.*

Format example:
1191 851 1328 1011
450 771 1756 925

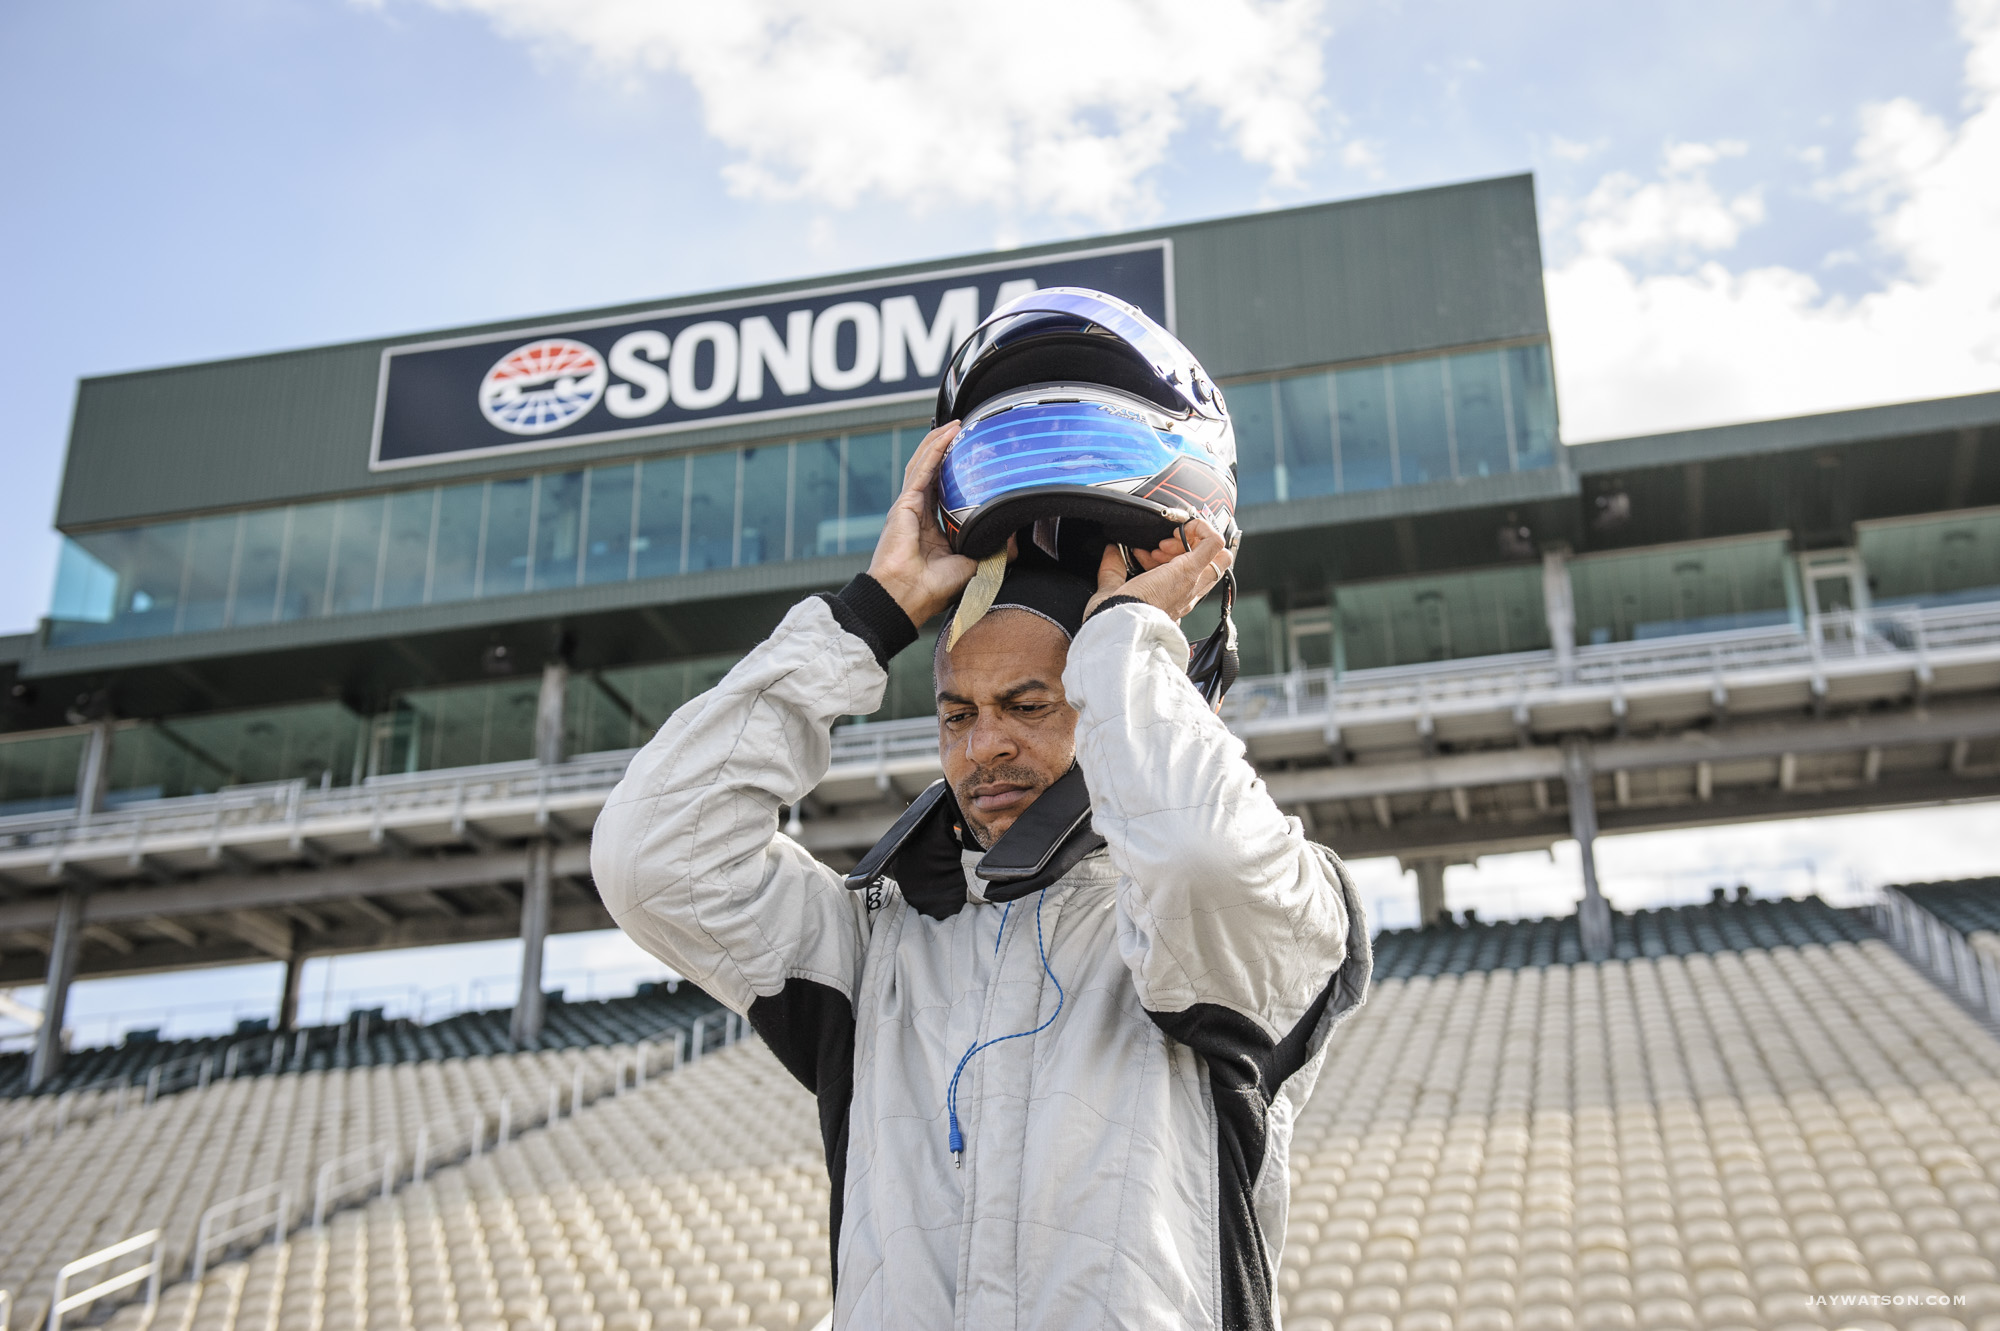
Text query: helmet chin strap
1186 569 1239 711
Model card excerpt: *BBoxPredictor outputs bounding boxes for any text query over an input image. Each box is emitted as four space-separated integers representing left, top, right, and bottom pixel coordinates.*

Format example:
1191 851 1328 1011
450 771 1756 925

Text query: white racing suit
592 578 1372 1330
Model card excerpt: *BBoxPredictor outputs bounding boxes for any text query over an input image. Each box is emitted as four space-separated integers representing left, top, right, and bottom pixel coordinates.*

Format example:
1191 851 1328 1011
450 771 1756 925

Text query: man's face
934 609 1077 848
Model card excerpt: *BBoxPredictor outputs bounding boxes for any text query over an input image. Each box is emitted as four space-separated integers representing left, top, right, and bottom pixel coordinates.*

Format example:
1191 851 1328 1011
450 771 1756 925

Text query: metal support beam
29 888 84 1090
1542 549 1575 683
1412 860 1448 929
1562 740 1613 962
511 842 553 1048
278 951 305 1033
536 663 569 767
75 720 114 819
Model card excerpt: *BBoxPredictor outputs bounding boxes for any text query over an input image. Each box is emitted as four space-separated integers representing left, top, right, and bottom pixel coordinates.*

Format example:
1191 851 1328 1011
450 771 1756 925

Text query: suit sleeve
1061 600 1367 1044
591 595 888 1018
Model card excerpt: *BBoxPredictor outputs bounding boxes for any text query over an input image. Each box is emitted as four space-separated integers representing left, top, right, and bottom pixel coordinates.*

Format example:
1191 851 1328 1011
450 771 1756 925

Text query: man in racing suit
592 422 1372 1329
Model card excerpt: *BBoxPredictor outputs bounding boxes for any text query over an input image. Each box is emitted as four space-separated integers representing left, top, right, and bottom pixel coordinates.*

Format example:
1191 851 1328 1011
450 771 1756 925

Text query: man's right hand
867 421 977 629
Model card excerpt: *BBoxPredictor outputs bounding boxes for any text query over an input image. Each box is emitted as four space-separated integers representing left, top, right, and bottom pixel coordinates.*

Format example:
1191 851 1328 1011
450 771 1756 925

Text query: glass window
1278 374 1337 498
1448 350 1511 479
328 497 385 615
841 431 897 553
431 483 484 603
531 470 585 591
480 478 532 597
230 508 289 627
0 730 86 814
584 463 637 585
46 526 182 645
1393 358 1451 485
181 513 240 633
1334 366 1393 492
380 489 436 609
634 456 686 579
793 438 842 558
51 539 118 625
739 446 790 566
1230 381 1280 506
279 502 334 622
1507 344 1558 469
393 679 540 772
686 451 738 572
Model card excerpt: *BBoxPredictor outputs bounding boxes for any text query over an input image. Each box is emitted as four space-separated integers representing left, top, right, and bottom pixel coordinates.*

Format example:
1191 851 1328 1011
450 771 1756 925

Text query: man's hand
867 422 977 628
1085 517 1233 624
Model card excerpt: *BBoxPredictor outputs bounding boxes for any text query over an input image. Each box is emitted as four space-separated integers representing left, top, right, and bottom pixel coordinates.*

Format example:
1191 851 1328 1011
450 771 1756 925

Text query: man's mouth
969 783 1032 812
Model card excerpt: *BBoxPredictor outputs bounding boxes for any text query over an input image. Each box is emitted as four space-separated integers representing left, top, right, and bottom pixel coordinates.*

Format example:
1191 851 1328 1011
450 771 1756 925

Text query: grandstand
1878 879 2000 1035
0 988 741 1331
5 892 2000 1331
0 982 725 1099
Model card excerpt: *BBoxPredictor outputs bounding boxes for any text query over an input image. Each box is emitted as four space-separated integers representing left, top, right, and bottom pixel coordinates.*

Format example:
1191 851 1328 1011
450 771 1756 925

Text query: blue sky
3 0 1996 1040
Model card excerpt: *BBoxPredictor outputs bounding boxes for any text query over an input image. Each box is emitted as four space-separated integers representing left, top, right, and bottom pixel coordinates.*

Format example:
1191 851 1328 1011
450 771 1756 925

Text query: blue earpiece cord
946 894 1063 1166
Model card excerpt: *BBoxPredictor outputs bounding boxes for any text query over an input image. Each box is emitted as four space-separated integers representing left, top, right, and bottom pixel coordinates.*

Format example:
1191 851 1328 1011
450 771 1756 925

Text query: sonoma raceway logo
480 339 608 435
370 242 1170 469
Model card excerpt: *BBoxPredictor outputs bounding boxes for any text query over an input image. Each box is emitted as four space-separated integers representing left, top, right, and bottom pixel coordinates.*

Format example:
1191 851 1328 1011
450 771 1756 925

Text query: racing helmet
933 287 1240 561
934 287 1242 707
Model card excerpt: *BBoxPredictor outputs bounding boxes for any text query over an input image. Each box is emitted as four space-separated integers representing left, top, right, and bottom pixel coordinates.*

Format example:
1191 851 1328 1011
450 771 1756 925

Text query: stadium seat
13 897 2000 1330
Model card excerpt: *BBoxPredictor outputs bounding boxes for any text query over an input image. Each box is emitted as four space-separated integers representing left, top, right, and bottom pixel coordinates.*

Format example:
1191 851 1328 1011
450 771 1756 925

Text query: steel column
277 951 306 1033
1562 739 1613 961
1413 860 1448 929
75 720 114 818
1542 549 1575 683
536 663 569 767
29 888 85 1089
510 841 553 1047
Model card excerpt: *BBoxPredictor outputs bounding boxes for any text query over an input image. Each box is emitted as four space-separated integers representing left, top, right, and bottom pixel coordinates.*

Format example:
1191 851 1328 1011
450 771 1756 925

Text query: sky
2 0 1997 1041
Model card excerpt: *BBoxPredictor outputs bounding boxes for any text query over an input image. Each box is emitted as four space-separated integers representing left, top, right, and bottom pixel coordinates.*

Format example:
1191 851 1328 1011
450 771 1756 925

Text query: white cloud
1569 141 1764 259
1546 0 2000 441
405 0 1330 226
1340 138 1384 175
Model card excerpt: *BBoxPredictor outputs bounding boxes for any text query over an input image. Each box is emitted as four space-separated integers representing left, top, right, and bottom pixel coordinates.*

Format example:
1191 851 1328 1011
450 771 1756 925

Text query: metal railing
10 596 1988 865
21 1019 749 1328
144 1052 214 1104
312 1142 395 1231
0 749 638 856
1225 598 2000 729
47 1230 161 1331
191 1183 287 1282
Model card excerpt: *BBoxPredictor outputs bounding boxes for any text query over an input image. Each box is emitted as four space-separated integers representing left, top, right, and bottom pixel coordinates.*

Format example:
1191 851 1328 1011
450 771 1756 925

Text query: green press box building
15 175 1575 789
3 173 1999 1047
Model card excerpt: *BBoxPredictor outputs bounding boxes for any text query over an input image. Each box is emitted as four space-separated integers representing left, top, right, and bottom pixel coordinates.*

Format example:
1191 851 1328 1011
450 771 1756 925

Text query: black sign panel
371 241 1172 469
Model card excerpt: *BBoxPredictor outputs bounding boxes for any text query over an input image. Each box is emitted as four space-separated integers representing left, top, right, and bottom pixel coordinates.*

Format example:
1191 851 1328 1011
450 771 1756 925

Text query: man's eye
941 711 974 727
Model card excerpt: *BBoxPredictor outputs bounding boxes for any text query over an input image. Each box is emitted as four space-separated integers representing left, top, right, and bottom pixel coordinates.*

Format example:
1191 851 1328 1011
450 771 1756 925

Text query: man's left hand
1084 518 1233 624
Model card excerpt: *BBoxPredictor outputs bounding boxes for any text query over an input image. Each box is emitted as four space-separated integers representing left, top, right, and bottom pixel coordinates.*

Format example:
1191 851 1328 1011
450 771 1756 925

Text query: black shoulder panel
748 978 859 1292
1148 974 1342 1331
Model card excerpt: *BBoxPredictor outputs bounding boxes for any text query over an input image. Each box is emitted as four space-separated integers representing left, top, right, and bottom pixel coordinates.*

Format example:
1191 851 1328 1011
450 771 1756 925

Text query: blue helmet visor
940 399 1205 516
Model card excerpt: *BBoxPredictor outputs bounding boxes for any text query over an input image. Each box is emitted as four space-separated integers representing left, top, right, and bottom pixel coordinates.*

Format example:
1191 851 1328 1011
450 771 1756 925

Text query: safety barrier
311 1142 395 1231
143 1051 213 1104
46 1230 160 1331
190 1183 287 1282
1222 598 2000 730
6 596 1997 880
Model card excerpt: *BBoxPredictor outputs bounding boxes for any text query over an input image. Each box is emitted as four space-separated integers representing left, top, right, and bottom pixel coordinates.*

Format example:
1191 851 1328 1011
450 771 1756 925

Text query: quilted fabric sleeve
1062 600 1359 1041
591 596 883 1015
